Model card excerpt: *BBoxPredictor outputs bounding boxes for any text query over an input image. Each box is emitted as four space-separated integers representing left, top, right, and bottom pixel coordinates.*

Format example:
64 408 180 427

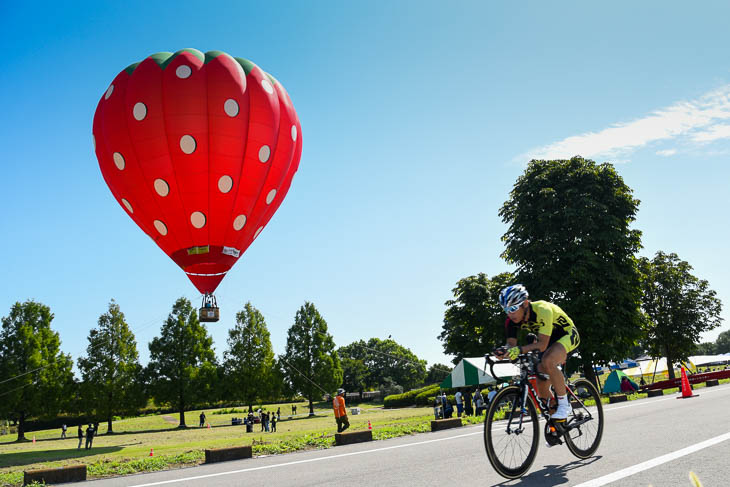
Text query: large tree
716 330 730 354
0 300 74 441
363 338 426 391
281 302 342 415
499 157 644 385
425 363 452 385
639 251 723 378
77 300 145 433
438 272 514 362
222 302 277 409
337 352 368 394
147 297 218 427
339 338 427 391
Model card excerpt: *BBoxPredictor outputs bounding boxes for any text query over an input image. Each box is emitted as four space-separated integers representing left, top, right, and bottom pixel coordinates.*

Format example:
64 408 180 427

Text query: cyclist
494 284 580 420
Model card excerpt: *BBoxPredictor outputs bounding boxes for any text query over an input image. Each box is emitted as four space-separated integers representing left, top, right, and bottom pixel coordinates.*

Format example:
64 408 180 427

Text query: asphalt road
72 383 730 487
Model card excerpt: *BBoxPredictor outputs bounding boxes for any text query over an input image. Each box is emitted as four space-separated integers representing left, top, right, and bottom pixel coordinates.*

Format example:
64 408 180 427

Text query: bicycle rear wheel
484 385 540 479
564 378 604 458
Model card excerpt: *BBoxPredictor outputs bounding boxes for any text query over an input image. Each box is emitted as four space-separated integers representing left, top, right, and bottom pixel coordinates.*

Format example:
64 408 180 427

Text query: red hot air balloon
93 49 302 318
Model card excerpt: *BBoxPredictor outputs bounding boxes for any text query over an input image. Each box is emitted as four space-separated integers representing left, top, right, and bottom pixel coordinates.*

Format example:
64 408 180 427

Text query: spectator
441 392 453 419
620 377 637 393
277 407 281 422
77 425 83 449
639 376 646 387
455 389 464 417
433 395 442 419
487 386 497 404
271 415 277 432
260 411 266 432
61 424 67 439
85 424 95 449
333 388 350 433
199 411 206 428
474 388 485 415
464 389 473 416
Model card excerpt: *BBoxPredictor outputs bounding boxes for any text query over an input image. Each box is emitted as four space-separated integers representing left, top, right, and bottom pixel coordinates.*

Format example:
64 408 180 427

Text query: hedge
384 384 441 408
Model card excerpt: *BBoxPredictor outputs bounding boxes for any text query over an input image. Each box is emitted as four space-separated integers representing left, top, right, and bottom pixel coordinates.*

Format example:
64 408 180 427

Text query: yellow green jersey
505 300 580 352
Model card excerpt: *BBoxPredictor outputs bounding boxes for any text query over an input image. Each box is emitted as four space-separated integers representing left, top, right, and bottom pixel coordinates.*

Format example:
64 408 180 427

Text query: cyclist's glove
507 346 521 360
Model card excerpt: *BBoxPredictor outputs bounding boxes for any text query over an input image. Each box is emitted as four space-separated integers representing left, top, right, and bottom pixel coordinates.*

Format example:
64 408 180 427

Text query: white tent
689 355 730 367
623 357 696 379
440 357 520 388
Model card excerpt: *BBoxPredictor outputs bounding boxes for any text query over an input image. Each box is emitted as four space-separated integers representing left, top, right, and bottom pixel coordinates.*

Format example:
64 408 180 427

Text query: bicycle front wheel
564 378 604 458
484 385 540 479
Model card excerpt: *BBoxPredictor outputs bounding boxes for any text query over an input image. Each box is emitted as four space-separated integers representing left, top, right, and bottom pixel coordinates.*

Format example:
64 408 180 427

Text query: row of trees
439 157 724 384
695 330 730 355
0 299 435 442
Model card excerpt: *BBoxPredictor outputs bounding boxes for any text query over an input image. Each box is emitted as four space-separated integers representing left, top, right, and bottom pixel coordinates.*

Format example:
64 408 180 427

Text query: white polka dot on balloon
105 84 114 100
254 226 263 239
176 65 192 79
133 102 147 121
233 214 246 231
261 79 274 94
154 220 168 236
291 125 298 141
258 145 270 163
180 135 196 154
224 99 239 117
154 179 169 197
266 189 276 205
190 211 206 229
218 175 233 193
121 198 133 214
113 152 125 170
92 134 96 150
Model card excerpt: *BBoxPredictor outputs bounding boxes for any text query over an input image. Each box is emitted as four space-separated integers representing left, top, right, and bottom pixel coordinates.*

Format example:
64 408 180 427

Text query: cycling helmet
337 388 345 396
498 284 528 312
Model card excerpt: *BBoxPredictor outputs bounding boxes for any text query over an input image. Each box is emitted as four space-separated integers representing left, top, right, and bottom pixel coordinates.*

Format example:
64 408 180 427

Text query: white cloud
656 149 677 156
691 123 730 142
523 85 730 161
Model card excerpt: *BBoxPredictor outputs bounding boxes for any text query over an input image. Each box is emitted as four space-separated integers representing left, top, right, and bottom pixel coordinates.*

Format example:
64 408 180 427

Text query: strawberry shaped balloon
93 49 302 296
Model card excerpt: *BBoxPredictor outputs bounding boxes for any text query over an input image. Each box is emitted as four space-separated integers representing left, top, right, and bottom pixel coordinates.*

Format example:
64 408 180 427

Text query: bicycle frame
486 352 593 432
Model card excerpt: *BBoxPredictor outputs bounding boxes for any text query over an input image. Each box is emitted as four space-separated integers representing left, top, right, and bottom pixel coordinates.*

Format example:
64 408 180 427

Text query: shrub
384 384 441 408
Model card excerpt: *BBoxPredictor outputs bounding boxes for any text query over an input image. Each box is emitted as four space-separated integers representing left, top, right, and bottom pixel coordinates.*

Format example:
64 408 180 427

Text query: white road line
126 430 483 487
573 431 730 487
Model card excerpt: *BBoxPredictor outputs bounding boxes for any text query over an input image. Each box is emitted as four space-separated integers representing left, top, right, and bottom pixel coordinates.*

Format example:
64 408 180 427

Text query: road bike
483 350 604 479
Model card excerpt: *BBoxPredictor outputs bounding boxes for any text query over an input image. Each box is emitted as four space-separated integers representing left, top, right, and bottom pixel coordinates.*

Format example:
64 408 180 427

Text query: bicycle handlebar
484 348 541 384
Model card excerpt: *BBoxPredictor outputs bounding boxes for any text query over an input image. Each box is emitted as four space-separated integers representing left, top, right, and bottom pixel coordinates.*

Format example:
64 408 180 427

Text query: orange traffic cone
368 420 372 430
149 448 154 456
207 422 211 429
678 367 698 399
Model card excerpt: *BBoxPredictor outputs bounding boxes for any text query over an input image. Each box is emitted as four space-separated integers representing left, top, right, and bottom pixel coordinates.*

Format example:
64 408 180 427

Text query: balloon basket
199 294 220 323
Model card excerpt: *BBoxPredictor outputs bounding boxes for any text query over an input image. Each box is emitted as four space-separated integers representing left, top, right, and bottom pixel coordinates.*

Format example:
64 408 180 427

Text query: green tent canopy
440 357 519 388
602 369 639 394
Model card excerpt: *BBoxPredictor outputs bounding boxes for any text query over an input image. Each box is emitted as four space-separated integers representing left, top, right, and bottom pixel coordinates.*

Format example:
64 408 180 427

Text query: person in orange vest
333 388 350 433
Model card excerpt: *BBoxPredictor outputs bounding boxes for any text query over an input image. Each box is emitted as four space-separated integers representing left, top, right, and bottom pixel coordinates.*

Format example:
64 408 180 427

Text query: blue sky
2 1 730 372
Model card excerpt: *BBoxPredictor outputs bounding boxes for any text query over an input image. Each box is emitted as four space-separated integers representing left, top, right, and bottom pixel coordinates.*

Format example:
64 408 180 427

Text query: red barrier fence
641 370 730 391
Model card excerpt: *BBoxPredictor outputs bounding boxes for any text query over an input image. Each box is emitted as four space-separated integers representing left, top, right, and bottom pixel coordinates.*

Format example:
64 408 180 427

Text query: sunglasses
503 303 522 314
